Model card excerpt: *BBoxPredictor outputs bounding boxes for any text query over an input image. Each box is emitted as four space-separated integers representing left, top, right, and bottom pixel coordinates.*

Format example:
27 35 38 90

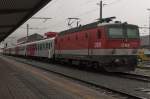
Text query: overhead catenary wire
40 1 98 31
105 0 123 6
35 0 124 33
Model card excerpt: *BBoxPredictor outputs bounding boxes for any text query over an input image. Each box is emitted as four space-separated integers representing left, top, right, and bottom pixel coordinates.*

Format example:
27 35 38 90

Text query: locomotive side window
97 30 101 39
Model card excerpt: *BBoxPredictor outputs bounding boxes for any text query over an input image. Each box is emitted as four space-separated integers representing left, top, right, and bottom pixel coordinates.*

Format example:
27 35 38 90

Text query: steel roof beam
0 9 31 14
0 25 16 28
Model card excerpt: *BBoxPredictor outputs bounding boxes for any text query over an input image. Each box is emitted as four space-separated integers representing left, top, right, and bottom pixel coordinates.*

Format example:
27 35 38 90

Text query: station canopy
0 0 52 42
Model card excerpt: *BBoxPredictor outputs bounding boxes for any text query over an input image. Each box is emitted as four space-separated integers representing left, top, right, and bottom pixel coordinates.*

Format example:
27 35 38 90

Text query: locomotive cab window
108 27 124 38
127 27 139 38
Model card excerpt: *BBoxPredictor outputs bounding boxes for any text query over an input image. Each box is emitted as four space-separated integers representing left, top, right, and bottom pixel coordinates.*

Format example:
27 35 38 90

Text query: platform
0 55 117 99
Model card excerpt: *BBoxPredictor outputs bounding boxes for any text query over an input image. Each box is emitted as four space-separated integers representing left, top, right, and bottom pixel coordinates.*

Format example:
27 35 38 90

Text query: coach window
42 43 44 49
55 39 57 44
46 43 47 49
40 44 42 50
43 43 45 49
34 45 36 50
44 43 46 49
49 43 51 48
97 30 101 39
37 45 38 51
45 43 46 49
43 44 44 49
50 42 52 48
36 45 37 51
47 43 49 49
41 44 42 50
37 45 39 50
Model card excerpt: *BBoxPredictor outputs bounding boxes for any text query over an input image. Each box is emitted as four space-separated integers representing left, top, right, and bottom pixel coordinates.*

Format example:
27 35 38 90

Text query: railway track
4 55 150 99
107 72 150 82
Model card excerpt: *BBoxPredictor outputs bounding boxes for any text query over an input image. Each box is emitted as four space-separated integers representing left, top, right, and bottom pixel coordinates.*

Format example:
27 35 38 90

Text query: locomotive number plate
94 42 101 48
121 43 130 48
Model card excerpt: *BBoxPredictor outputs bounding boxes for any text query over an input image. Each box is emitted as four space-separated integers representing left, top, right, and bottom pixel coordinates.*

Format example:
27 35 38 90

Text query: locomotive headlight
138 58 142 62
114 59 120 63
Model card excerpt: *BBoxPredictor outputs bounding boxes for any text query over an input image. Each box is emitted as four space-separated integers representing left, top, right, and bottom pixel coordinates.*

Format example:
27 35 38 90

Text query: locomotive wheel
92 62 99 69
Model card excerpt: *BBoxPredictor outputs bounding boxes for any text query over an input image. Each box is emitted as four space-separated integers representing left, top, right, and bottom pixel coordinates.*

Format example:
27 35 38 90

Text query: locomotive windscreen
108 27 124 38
127 28 139 38
108 25 139 39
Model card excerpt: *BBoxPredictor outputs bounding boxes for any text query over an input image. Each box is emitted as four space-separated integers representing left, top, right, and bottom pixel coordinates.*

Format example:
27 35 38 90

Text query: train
3 20 140 72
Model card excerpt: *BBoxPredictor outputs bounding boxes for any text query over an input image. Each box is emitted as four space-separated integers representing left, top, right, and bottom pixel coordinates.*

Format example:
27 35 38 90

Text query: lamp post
147 9 150 47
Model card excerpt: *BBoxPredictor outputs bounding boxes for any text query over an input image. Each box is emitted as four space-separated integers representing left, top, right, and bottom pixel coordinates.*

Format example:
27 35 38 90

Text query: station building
17 33 44 44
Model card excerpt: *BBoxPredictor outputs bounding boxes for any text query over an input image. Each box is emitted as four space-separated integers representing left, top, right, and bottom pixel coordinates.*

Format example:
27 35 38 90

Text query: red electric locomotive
55 20 140 72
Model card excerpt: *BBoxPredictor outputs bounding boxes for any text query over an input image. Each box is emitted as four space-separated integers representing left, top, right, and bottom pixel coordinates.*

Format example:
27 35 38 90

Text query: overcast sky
4 0 150 44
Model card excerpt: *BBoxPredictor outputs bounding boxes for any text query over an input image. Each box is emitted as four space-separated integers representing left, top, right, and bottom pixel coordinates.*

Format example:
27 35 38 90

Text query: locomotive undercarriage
55 54 137 72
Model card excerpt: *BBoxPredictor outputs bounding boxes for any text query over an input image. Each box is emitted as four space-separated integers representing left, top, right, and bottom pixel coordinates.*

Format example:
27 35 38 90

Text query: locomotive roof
59 22 99 35
59 21 138 36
